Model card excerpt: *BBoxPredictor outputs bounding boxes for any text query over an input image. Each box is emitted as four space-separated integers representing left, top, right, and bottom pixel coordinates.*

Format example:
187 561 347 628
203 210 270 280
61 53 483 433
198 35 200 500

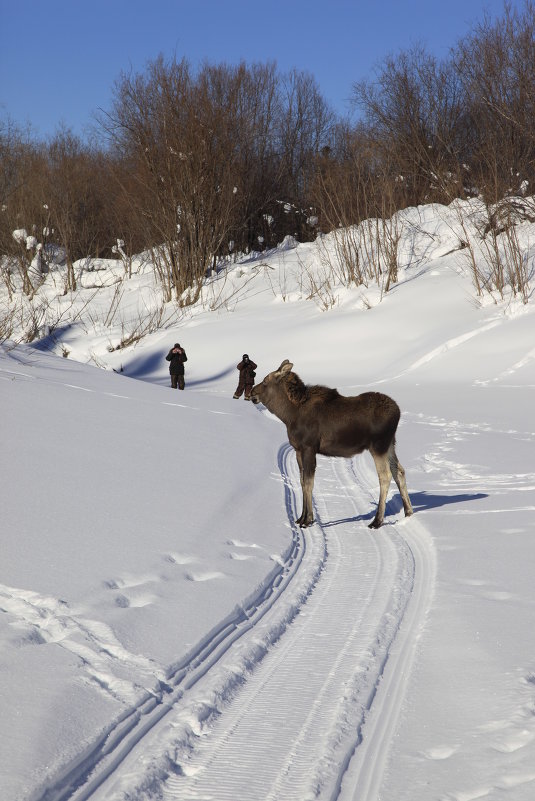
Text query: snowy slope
1 201 535 801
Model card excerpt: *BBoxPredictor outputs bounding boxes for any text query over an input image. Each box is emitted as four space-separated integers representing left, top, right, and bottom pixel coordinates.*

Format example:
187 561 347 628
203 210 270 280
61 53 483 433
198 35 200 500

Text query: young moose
251 360 413 528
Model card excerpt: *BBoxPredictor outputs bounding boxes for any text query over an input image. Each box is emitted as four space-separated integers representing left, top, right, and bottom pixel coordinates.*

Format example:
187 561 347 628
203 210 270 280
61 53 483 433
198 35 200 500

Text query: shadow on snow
121 350 236 388
321 490 488 528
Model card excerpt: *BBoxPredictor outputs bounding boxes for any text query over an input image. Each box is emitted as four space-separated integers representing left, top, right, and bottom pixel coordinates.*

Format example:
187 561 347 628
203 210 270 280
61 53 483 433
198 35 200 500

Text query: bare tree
0 121 49 296
352 46 467 207
45 130 111 292
102 58 242 301
454 1 535 202
101 57 334 300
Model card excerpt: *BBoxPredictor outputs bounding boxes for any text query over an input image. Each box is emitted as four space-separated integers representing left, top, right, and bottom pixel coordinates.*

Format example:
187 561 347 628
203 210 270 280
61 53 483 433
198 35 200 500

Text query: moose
251 360 413 529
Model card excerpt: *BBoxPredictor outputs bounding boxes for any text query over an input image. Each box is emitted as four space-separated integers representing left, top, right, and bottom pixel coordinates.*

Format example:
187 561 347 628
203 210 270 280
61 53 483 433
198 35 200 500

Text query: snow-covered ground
1 200 535 800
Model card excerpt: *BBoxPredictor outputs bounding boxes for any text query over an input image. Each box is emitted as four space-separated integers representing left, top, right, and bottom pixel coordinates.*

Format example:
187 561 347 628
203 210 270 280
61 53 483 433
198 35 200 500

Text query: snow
1 200 535 800
12 228 28 245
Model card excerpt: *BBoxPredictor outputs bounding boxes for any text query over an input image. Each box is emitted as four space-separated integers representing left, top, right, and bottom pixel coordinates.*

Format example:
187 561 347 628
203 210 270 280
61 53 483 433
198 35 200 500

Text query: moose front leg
295 448 316 527
369 449 392 529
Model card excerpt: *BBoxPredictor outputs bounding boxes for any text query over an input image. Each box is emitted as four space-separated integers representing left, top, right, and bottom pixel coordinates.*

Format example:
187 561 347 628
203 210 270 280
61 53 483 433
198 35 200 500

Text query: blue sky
0 0 515 141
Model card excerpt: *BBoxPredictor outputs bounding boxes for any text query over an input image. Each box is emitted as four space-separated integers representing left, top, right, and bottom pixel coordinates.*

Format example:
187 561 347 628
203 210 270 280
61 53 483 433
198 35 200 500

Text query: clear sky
0 0 516 141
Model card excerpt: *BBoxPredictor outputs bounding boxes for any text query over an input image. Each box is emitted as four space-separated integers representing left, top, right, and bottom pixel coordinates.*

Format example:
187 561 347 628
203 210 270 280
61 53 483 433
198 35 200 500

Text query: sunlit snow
1 200 535 800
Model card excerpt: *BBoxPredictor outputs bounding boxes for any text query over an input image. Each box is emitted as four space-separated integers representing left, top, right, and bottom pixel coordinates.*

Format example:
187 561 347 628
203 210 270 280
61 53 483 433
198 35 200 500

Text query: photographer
165 343 188 390
233 354 257 400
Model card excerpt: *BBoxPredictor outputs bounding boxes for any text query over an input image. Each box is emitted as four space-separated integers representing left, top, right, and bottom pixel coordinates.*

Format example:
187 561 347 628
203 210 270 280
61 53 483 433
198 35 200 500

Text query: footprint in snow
113 591 156 609
127 593 156 608
422 745 459 760
481 590 514 601
103 572 157 590
227 539 262 549
185 571 225 582
8 624 47 647
163 552 198 565
115 594 130 608
491 729 535 753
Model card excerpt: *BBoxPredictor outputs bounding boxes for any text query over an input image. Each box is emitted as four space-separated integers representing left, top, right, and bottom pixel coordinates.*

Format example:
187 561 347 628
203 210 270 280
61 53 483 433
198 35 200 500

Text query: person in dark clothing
234 354 257 400
166 343 188 389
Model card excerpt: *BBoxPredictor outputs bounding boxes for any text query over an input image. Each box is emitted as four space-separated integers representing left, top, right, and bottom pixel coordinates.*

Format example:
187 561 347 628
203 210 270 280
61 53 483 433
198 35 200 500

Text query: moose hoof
368 519 383 529
297 518 314 528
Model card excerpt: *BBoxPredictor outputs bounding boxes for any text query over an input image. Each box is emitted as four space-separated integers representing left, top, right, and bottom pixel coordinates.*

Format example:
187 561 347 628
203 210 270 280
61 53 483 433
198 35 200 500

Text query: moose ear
277 360 293 375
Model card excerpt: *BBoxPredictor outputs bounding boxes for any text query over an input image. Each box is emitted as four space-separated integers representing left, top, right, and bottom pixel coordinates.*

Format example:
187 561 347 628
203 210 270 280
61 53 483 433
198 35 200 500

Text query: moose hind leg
389 446 414 518
369 449 392 528
296 449 316 527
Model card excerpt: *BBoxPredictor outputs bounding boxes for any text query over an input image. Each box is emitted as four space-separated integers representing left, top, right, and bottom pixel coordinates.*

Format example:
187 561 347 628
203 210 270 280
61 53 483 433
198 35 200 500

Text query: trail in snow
35 445 323 801
73 445 435 801
337 512 436 801
155 455 413 801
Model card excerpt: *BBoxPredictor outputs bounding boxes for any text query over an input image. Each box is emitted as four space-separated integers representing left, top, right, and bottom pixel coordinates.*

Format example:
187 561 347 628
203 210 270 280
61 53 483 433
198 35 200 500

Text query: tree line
2 1 534 301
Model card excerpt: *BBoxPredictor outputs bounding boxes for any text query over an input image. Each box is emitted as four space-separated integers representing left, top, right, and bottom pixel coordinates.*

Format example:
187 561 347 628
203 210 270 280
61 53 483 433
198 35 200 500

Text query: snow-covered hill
1 200 535 800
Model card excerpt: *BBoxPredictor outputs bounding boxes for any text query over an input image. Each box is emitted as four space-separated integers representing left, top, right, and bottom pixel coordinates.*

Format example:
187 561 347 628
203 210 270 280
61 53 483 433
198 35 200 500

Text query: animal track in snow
475 345 535 386
0 582 165 704
123 592 157 608
163 551 198 565
104 571 158 590
227 538 262 549
367 318 503 386
423 744 459 760
227 539 264 561
185 570 226 582
456 579 515 602
29 447 311 801
480 590 514 601
227 539 264 562
491 728 535 753
114 594 130 608
473 671 535 799
103 571 162 610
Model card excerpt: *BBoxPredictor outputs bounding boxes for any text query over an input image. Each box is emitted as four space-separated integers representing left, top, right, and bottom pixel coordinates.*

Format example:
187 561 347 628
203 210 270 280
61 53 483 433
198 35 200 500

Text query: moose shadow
321 490 488 528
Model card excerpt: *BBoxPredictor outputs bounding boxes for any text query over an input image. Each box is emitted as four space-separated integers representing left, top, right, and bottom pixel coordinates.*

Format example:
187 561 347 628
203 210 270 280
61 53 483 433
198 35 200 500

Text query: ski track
31 443 435 801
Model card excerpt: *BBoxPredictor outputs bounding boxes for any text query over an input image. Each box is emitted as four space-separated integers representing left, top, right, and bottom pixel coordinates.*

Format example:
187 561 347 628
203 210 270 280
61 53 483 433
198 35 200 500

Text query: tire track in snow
104 450 434 801
158 453 392 801
337 514 436 801
35 444 325 801
36 444 435 801
335 455 436 801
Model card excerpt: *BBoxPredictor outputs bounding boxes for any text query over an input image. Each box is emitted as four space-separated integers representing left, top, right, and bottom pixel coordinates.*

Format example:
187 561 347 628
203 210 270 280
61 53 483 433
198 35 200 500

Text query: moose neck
264 393 298 428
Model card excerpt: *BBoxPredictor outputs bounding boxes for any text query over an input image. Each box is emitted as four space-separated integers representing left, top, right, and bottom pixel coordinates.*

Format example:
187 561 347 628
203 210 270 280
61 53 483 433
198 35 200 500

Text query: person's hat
174 343 180 348
243 354 249 359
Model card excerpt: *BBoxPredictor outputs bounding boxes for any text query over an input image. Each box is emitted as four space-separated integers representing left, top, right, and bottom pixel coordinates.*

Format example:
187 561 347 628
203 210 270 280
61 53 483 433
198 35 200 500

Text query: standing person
166 343 188 389
233 354 257 400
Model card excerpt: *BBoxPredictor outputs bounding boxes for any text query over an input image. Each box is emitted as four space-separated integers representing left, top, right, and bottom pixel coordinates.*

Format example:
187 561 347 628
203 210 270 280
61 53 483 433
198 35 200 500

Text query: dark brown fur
251 360 413 528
